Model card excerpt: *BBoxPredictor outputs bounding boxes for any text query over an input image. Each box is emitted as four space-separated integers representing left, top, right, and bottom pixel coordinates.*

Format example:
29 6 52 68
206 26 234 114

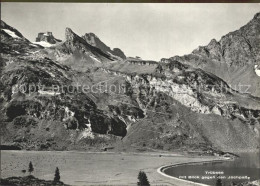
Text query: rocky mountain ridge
1 20 28 42
62 28 112 60
34 32 62 47
1 13 259 153
82 33 126 60
161 12 260 97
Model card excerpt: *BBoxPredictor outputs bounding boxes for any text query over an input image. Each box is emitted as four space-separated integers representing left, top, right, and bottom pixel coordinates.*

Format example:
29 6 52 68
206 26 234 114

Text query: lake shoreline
158 153 260 186
1 150 222 185
2 150 258 186
157 158 231 186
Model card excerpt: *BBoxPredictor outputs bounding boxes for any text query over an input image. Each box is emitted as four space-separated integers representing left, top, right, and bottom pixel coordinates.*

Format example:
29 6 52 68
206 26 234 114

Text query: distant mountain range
32 29 126 60
0 13 259 154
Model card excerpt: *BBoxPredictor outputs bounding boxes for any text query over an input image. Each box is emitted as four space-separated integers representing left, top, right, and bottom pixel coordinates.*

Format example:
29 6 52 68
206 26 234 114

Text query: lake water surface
164 152 260 186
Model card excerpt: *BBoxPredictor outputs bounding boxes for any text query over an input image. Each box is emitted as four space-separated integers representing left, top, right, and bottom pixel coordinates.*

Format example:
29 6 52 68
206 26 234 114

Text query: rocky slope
82 32 126 60
0 14 259 153
0 21 130 150
1 20 29 42
162 12 260 97
101 60 260 152
1 20 42 55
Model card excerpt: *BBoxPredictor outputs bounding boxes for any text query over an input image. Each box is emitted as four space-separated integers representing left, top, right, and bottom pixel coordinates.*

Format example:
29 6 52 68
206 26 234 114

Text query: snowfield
2 29 21 39
32 40 62 48
32 41 55 48
38 90 60 96
29 43 39 47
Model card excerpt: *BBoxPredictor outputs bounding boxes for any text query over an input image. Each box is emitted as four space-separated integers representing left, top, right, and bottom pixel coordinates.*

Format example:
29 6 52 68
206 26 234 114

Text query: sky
1 3 260 61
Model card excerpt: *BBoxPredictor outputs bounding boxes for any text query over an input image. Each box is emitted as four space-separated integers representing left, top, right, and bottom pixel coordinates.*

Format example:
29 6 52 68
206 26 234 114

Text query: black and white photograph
0 2 259 186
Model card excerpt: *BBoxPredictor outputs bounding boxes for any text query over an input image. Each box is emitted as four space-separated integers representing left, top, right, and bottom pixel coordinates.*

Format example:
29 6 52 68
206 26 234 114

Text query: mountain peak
65 27 73 33
82 32 126 59
65 27 76 41
86 32 98 38
208 38 218 45
82 32 101 47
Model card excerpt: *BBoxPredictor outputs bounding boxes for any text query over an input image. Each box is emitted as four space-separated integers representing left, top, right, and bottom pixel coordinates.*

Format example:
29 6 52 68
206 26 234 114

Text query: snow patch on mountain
32 41 55 48
38 90 60 96
90 55 101 63
29 43 39 47
2 29 21 39
255 65 260 77
107 51 116 57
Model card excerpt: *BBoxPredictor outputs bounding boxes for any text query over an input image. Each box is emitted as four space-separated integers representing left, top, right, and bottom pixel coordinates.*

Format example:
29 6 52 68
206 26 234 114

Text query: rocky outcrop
108 104 145 123
112 48 126 59
35 32 62 44
82 33 126 59
59 28 113 61
101 60 260 127
1 58 127 136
